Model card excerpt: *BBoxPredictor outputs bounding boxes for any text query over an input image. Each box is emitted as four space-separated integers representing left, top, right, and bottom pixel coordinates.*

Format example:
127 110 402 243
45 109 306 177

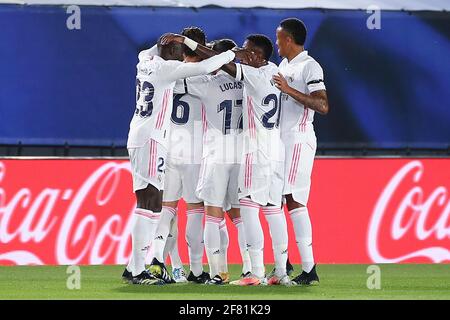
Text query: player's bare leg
204 206 225 284
285 194 319 285
124 184 164 285
227 208 252 279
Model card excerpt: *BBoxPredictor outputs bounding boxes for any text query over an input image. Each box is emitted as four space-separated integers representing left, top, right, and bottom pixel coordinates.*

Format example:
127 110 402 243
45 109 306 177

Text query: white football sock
152 206 176 263
239 198 264 278
262 206 288 277
163 215 174 262
186 208 204 276
165 216 183 270
162 229 171 263
289 207 315 273
219 217 229 273
127 208 160 276
232 216 251 275
204 215 222 277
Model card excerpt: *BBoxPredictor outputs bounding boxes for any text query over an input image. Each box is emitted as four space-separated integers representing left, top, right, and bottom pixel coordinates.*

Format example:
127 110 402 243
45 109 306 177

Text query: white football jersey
182 72 244 163
127 49 236 149
167 87 203 164
278 50 326 140
236 62 284 162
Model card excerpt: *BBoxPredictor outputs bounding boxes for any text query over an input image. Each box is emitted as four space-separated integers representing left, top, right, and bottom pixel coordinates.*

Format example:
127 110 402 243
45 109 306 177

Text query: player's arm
182 75 210 98
163 50 237 82
272 70 329 115
173 79 187 94
138 44 158 61
189 42 239 77
185 41 264 80
160 34 254 78
188 42 265 82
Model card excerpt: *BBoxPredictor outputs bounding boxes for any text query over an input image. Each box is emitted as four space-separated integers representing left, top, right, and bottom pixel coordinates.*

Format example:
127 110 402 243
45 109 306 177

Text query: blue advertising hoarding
0 5 449 148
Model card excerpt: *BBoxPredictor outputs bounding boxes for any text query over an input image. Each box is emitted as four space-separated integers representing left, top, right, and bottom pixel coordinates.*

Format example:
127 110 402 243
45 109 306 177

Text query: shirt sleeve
173 79 187 94
161 50 236 82
184 75 211 97
240 64 264 89
138 44 158 61
303 60 326 92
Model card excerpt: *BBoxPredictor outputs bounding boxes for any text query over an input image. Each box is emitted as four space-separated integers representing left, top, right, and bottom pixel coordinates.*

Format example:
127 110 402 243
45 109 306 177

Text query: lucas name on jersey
219 81 243 92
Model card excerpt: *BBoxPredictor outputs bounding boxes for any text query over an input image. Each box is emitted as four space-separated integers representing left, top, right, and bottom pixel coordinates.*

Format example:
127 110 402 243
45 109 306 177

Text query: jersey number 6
171 94 190 125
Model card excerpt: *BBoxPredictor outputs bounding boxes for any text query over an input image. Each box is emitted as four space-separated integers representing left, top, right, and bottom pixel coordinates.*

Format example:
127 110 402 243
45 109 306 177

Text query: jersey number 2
261 94 281 129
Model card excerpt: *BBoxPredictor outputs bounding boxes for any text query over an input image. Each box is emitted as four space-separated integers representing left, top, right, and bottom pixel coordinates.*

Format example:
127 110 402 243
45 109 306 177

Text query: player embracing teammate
122 32 251 285
149 34 252 285
170 33 293 285
123 17 329 286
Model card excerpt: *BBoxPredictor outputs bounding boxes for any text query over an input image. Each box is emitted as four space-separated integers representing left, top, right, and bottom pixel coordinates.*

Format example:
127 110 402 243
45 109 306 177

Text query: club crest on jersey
138 64 153 75
281 93 289 101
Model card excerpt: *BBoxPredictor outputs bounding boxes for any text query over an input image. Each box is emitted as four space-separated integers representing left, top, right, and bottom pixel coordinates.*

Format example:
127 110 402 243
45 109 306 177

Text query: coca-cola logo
0 161 135 265
1 158 448 266
368 160 450 263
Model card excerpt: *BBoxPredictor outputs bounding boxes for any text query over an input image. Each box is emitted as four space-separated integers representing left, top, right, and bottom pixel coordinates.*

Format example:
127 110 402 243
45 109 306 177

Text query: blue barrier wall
0 5 449 147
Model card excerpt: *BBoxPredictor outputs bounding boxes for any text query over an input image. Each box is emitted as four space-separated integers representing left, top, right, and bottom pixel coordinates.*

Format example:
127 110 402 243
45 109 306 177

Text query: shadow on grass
111 282 316 297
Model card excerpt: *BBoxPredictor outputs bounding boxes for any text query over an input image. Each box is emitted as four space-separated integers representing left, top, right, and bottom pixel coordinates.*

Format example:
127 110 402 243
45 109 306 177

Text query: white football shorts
196 161 240 211
162 157 202 204
128 139 167 192
282 131 317 206
238 151 284 207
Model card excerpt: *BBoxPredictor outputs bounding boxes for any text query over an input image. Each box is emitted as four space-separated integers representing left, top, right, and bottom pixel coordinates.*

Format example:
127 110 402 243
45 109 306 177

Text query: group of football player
122 17 329 286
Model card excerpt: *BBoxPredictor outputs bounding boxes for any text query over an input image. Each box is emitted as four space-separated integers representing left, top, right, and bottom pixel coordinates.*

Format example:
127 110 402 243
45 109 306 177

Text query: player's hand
251 56 267 68
160 33 185 45
273 72 290 93
232 48 256 63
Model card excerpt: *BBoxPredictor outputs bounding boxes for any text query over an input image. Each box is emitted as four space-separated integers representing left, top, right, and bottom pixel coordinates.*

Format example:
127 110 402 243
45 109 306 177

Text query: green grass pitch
0 264 448 300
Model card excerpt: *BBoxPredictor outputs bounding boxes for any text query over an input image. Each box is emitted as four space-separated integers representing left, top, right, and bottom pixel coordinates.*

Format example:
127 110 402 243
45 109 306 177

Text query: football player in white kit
177 34 294 286
187 39 251 285
159 36 255 285
273 18 329 285
149 27 210 285
122 34 245 285
229 35 292 286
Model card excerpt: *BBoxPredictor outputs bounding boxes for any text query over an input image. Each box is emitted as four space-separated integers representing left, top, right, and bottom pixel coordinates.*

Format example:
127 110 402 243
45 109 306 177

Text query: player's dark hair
246 34 273 61
157 33 183 60
181 26 206 57
212 39 237 53
279 18 307 46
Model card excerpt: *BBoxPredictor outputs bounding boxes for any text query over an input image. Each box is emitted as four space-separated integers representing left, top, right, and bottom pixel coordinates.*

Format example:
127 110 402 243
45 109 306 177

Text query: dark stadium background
1 6 449 156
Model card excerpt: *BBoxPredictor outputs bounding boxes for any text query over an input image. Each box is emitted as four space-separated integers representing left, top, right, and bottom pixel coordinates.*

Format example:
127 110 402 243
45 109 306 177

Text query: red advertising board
0 158 448 266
